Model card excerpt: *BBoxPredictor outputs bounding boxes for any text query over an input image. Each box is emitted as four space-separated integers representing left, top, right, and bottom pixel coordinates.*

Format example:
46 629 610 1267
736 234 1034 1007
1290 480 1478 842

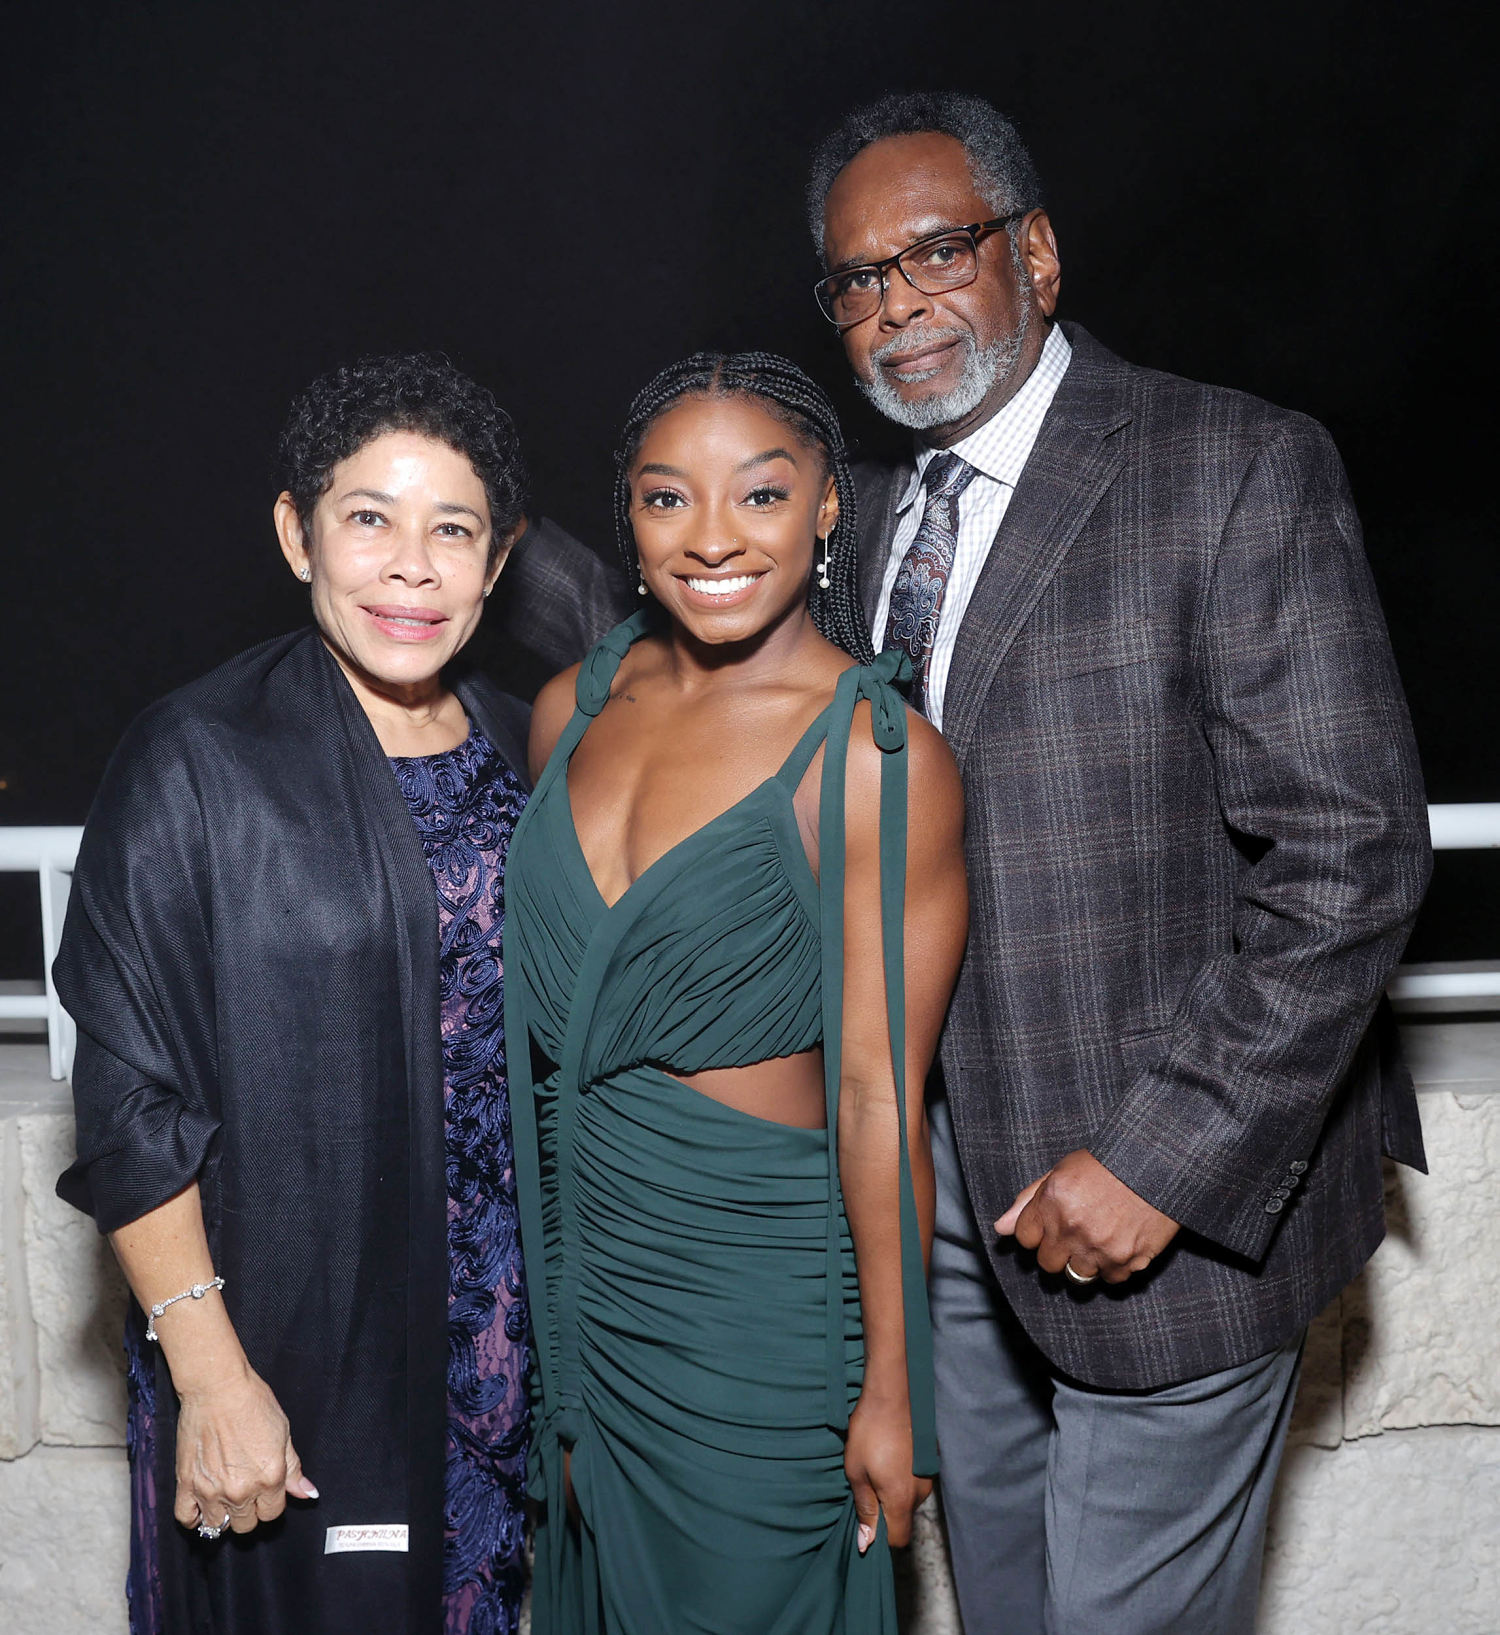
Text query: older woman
56 354 547 1635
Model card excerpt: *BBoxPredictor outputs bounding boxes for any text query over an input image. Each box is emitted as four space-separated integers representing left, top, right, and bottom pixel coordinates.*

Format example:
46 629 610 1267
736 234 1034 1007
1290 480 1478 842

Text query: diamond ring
197 1513 230 1540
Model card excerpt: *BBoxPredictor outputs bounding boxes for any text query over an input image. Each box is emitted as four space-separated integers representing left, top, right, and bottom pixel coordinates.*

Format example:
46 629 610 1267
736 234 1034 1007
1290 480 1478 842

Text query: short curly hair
806 91 1044 261
277 352 528 567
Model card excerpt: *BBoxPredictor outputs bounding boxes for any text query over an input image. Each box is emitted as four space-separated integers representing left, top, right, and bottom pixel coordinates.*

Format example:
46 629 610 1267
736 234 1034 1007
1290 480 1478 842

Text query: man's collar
897 322 1073 509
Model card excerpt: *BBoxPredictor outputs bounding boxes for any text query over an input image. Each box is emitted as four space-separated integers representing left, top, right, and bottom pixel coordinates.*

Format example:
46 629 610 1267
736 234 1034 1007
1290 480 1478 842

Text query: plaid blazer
486 514 633 699
857 324 1431 1389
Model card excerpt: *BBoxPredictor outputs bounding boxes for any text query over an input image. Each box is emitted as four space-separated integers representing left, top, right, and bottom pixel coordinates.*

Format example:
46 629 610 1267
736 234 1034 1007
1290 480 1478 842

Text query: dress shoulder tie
575 610 654 717
816 652 938 1477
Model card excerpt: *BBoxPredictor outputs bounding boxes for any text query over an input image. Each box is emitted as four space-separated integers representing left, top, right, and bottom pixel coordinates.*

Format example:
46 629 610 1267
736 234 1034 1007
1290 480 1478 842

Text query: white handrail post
39 858 76 1081
0 825 84 1082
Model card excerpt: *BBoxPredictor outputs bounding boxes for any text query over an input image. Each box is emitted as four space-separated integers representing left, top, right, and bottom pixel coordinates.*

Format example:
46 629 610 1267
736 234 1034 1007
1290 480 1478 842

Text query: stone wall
0 1044 132 1633
3 1025 1497 1635
1256 1020 1500 1635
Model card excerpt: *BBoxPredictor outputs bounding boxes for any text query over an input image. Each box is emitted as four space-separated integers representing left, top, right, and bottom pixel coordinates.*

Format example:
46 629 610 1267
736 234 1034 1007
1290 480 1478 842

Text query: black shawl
55 628 529 1633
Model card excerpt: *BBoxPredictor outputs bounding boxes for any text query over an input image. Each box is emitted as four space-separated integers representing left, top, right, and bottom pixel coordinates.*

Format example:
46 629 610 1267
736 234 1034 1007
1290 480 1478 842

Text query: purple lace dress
123 726 530 1635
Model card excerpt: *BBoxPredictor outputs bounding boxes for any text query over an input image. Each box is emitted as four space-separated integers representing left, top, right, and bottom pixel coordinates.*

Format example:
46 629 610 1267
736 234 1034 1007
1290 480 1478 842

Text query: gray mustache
872 328 972 365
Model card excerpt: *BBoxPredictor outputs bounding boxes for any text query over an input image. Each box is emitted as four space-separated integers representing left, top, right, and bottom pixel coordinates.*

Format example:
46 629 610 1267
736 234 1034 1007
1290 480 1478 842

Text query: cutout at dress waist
660 1047 827 1131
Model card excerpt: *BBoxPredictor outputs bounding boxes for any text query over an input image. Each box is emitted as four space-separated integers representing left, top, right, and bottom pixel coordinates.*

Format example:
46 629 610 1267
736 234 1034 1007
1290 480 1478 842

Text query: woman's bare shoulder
842 697 963 835
528 663 582 780
902 708 962 801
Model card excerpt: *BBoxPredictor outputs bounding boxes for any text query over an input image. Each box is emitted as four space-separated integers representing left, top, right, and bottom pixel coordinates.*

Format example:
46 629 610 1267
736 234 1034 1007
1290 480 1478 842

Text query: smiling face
821 131 1060 445
628 393 838 649
275 429 503 701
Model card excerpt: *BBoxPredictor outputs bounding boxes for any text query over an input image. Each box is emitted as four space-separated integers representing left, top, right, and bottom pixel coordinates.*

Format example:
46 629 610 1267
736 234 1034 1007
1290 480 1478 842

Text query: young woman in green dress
503 353 968 1633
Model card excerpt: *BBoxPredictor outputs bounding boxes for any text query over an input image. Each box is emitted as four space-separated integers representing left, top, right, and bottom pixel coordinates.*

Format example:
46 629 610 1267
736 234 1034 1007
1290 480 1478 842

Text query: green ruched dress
503 613 935 1634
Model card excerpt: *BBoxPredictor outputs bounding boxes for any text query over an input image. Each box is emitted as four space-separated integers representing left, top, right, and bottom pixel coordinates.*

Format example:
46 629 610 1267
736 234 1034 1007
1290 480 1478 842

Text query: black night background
3 0 1495 975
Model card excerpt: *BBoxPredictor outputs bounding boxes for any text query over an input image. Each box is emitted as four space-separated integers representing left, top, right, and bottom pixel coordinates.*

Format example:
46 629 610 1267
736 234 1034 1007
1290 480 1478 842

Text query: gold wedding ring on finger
1063 1262 1099 1286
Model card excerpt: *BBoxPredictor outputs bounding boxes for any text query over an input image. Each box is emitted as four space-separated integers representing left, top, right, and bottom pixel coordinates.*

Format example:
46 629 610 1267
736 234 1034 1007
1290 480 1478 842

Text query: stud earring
299 567 311 582
817 532 832 591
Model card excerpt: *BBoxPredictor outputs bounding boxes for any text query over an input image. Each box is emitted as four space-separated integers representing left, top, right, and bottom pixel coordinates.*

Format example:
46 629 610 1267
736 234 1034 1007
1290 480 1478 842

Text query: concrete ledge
0 1444 129 1635
1341 1098 1500 1436
895 1498 964 1635
1260 1426 1500 1634
1399 1018 1500 1090
1 1024 1497 1634
20 1115 129 1447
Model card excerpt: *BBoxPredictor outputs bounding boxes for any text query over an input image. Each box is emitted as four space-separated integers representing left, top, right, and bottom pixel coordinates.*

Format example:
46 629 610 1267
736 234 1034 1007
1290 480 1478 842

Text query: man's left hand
995 1150 1179 1284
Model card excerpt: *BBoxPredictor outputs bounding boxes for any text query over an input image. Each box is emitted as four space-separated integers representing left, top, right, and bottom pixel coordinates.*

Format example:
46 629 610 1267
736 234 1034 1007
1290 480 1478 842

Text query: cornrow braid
613 351 873 664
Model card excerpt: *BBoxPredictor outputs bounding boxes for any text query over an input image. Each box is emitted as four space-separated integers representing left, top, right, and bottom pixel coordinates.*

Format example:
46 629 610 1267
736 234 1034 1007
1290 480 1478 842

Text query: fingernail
304 1482 319 1499
857 1523 874 1553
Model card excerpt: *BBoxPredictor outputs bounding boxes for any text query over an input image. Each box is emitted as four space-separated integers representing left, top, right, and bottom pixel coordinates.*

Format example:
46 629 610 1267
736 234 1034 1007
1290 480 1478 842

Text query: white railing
1386 803 1500 1009
2 804 1497 1081
0 826 85 1080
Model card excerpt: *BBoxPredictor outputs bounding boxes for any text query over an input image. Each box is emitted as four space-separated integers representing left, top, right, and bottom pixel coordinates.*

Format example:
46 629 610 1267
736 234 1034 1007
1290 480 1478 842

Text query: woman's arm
111 1184 317 1535
837 707 968 1550
55 713 315 1538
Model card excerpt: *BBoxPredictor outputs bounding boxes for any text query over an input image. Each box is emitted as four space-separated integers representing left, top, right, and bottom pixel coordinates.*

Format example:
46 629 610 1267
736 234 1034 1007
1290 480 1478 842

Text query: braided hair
613 351 873 664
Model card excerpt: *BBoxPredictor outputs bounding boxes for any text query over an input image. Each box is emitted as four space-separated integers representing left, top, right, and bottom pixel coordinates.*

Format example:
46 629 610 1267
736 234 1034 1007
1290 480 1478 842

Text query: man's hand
995 1150 1179 1284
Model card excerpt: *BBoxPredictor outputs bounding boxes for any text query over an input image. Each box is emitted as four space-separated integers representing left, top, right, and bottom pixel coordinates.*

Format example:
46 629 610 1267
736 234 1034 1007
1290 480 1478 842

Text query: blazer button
1290 1161 1309 1174
1284 1174 1301 1188
1274 1186 1293 1199
1265 1197 1285 1214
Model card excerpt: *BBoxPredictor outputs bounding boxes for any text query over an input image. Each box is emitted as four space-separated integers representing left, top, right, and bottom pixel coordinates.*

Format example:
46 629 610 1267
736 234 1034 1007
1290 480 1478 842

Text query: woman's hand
845 1390 931 1553
172 1366 317 1536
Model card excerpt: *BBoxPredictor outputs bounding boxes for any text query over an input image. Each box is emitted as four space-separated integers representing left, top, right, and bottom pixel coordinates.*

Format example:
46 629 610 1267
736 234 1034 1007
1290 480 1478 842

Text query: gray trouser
928 1094 1303 1635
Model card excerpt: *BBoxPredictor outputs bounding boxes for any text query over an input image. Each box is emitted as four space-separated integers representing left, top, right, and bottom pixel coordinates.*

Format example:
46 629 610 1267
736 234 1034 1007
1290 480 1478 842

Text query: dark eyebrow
829 221 968 273
338 488 484 522
736 447 798 472
637 450 799 481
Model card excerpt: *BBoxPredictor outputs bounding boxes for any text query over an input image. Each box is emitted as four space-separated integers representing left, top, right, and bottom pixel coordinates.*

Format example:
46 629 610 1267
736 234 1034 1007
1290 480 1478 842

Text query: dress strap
772 702 837 790
816 649 938 1477
574 609 655 718
530 611 657 804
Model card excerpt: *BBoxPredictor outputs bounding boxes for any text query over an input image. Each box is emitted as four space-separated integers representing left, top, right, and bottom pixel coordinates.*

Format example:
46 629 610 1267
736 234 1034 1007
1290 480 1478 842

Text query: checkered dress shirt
872 323 1072 729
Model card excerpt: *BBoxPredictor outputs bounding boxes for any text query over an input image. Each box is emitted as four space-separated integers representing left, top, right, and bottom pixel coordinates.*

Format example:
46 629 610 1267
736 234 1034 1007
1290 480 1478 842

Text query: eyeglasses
813 213 1027 330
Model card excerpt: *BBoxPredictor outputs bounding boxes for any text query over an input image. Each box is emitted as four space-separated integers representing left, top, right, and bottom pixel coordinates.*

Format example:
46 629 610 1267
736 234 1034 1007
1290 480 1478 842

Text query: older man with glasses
804 91 1430 1635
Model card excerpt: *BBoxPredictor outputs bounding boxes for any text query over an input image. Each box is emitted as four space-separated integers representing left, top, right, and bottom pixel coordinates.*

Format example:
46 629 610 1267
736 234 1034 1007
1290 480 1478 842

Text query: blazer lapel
941 326 1133 762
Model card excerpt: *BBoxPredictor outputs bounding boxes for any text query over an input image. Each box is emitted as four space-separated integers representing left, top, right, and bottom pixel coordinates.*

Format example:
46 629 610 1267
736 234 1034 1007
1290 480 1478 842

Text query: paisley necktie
881 452 979 715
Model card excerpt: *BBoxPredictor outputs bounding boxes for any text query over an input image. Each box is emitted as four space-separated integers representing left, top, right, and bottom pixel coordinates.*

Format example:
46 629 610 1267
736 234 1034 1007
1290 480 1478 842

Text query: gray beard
858 301 1032 434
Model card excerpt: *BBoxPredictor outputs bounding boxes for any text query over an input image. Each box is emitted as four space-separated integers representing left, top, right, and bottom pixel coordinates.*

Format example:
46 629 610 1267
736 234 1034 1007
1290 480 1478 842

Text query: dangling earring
817 531 832 591
299 567 311 582
637 575 648 596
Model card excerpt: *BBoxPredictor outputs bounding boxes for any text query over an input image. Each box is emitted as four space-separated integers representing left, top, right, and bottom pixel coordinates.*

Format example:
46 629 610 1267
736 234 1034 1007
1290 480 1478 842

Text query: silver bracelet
145 1275 226 1342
